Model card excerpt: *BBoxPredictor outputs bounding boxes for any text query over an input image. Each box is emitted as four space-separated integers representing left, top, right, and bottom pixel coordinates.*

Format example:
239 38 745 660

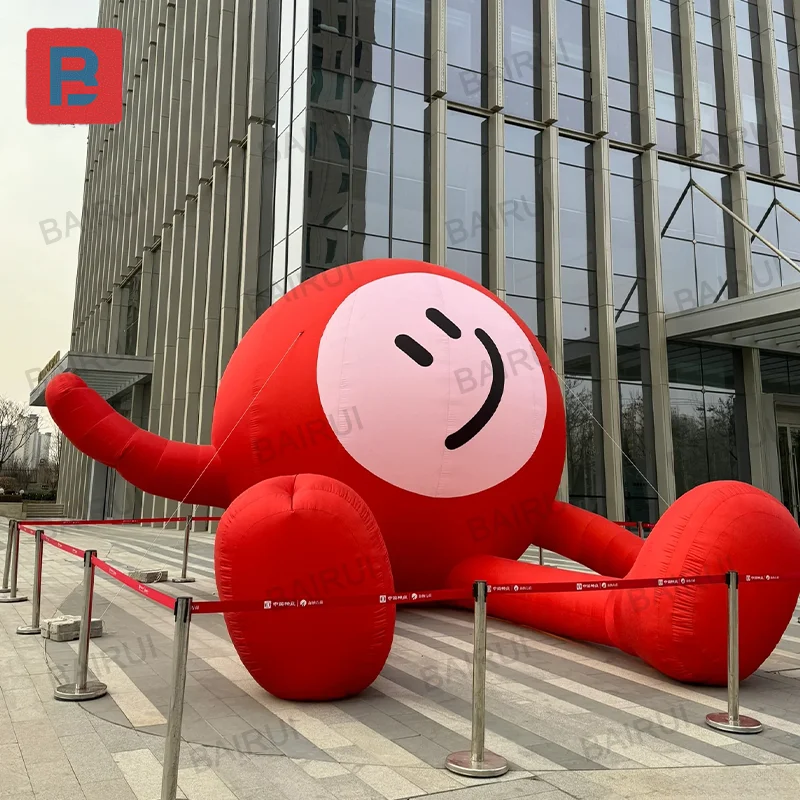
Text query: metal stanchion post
0 521 28 604
54 550 107 701
171 515 195 584
1 519 15 593
446 581 509 777
17 530 44 634
637 521 644 539
705 571 762 733
538 546 543 566
161 597 192 800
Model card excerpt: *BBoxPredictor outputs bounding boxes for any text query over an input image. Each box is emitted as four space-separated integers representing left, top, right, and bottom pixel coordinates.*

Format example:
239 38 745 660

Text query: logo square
27 28 123 124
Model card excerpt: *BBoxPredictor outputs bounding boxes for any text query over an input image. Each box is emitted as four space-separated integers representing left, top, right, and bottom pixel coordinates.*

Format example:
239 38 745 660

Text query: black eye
426 308 461 339
394 334 433 367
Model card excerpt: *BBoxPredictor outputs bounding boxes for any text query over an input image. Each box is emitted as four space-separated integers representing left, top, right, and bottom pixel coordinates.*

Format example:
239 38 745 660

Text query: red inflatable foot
215 474 395 700
450 482 800 685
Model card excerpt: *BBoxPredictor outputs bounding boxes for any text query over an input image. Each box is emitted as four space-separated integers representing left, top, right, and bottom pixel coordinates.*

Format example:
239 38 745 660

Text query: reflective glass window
735 0 770 174
504 1 542 121
668 342 750 496
694 1 729 164
504 123 544 343
560 136 604 511
747 179 800 293
606 3 640 144
446 110 489 284
557 0 592 133
659 160 736 313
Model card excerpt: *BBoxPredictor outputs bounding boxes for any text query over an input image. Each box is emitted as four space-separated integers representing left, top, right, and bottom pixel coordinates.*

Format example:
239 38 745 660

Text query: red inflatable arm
450 482 800 684
46 373 231 509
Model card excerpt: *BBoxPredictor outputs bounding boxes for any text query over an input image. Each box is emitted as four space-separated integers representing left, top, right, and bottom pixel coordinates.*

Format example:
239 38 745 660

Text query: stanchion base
0 595 28 604
170 577 196 583
54 681 108 702
705 712 763 734
16 624 41 636
0 587 10 594
445 751 509 777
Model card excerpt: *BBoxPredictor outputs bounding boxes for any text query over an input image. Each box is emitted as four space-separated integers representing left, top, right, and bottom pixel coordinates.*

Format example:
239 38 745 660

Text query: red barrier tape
191 587 473 615
741 573 800 583
488 574 728 594
190 572 800 615
91 556 176 610
17 524 36 536
611 521 655 530
42 534 85 559
21 516 222 527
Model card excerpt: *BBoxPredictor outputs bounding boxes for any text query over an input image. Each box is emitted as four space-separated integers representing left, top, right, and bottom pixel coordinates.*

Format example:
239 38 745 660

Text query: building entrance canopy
666 283 800 354
29 352 153 408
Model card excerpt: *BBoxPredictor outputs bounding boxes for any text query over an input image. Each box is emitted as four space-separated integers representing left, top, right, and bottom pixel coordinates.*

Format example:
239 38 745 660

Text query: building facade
32 0 800 526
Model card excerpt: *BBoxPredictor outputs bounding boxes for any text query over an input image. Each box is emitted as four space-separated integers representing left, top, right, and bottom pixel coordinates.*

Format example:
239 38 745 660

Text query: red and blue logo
26 28 123 124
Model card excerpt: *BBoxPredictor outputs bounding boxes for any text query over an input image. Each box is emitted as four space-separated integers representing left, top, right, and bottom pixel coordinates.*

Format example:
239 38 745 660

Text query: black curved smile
394 308 505 450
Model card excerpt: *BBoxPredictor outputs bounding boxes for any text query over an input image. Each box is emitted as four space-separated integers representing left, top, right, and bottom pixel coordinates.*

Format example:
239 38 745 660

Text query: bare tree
0 397 37 471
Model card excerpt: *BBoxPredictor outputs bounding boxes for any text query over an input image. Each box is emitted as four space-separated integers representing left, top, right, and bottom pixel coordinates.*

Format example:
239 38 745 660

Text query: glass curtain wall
659 160 736 313
504 0 542 121
560 138 605 514
747 179 800 292
774 0 800 182
119 270 141 356
504 124 545 343
669 343 750 497
446 0 486 107
557 0 592 133
445 110 489 285
611 150 658 522
695 0 728 164
261 0 432 303
606 0 640 144
735 0 770 174
652 0 685 154
761 351 800 393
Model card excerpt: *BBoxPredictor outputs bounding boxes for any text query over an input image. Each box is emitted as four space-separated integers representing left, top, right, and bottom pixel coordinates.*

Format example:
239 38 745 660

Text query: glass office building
30 0 800 526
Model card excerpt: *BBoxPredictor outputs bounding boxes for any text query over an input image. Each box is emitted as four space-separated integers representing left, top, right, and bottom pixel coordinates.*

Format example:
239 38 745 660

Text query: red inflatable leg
538 501 642 578
215 474 396 700
450 482 800 685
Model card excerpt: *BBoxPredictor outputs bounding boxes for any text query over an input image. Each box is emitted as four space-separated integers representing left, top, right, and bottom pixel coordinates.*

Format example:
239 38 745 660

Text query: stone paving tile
0 742 32 796
112 748 168 800
80 778 138 800
5 517 800 799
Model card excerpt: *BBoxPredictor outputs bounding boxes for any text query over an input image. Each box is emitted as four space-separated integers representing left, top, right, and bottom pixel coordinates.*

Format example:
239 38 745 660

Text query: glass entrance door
778 425 800 522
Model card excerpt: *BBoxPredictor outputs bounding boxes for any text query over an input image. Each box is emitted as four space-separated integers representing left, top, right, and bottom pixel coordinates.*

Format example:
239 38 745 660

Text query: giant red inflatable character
46 259 800 700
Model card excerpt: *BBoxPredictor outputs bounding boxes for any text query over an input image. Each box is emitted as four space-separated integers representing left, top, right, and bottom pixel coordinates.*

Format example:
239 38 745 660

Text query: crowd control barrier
0 520 27 603
3 517 799 797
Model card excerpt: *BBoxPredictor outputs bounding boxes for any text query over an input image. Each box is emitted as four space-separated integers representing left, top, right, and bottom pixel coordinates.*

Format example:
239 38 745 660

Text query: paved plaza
1 518 800 799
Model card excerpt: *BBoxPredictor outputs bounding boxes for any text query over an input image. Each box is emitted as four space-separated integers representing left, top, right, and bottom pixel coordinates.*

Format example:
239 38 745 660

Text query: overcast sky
0 1 100 422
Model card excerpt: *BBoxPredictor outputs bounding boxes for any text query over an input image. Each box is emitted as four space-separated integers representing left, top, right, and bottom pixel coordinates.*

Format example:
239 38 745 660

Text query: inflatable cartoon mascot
46 260 800 700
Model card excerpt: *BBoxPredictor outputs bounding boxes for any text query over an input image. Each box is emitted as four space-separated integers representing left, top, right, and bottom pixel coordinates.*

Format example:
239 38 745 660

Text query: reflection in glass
557 0 592 132
447 0 486 108
659 159 735 312
669 342 749 496
694 0 728 163
392 128 430 245
505 122 544 341
504 0 541 120
747 179 800 293
735 0 770 174
651 0 685 153
446 111 488 283
564 377 606 515
606 4 639 143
